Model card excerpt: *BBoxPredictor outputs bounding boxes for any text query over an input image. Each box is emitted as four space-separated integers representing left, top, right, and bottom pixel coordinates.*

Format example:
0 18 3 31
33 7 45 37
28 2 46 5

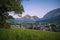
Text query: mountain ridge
42 8 60 24
43 8 60 20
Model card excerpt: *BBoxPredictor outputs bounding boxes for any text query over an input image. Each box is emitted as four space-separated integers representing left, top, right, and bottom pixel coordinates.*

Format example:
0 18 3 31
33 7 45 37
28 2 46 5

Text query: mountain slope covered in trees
42 8 60 24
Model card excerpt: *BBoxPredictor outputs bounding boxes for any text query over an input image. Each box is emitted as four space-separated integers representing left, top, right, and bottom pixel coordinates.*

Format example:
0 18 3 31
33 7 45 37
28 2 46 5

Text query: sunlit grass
0 28 60 40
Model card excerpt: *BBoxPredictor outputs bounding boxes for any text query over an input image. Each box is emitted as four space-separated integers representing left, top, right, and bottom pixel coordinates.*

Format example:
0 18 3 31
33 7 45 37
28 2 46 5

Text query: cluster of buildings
11 22 60 32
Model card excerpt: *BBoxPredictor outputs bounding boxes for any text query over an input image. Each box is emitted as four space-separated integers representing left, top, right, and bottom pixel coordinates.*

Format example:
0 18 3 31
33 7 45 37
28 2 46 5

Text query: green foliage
0 28 60 40
0 0 24 28
8 16 14 19
0 0 24 13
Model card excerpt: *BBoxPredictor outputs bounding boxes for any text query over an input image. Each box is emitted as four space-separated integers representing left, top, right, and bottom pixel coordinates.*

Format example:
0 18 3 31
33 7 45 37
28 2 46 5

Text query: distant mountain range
8 8 60 24
8 14 41 23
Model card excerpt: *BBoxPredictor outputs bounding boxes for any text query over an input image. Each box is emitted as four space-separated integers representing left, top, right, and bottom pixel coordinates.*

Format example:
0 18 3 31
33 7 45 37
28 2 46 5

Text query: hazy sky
22 0 60 18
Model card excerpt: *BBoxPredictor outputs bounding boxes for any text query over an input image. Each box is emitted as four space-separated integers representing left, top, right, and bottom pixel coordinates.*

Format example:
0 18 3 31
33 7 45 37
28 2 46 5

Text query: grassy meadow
0 28 60 40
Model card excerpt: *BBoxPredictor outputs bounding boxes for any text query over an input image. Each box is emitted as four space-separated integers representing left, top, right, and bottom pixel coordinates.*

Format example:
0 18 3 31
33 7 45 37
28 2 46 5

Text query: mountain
43 8 60 20
32 16 41 21
8 15 41 24
19 15 41 22
42 8 60 24
20 15 35 22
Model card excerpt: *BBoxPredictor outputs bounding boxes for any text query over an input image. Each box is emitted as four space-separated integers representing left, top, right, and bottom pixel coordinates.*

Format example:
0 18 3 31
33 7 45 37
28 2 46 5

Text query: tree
49 24 56 31
0 0 24 28
8 15 14 19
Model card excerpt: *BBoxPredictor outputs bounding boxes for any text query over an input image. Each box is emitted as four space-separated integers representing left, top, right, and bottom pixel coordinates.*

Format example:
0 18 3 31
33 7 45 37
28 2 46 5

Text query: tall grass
0 28 60 40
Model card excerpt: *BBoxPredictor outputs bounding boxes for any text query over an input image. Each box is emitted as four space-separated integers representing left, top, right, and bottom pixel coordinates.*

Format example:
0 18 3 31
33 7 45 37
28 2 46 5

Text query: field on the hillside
0 28 60 40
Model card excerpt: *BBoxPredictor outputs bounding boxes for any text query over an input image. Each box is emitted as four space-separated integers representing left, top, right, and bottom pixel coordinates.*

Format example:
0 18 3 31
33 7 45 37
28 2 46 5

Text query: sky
22 0 60 18
9 0 60 18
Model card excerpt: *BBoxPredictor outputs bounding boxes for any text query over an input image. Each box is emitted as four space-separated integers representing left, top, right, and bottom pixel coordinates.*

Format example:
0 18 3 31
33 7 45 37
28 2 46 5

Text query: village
10 22 60 32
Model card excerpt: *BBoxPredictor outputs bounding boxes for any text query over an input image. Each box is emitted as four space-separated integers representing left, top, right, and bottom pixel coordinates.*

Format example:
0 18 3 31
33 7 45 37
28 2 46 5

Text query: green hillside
0 28 60 40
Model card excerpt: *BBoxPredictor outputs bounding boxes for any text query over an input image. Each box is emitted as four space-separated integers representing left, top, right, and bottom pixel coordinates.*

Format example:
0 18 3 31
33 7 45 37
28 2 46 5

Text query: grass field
0 28 60 40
